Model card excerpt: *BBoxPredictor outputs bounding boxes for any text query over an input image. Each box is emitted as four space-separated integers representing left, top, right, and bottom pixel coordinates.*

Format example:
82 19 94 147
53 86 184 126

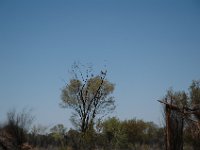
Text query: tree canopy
60 63 115 133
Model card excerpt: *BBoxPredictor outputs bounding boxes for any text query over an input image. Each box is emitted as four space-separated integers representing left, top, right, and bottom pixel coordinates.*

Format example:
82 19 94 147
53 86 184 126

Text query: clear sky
0 0 200 128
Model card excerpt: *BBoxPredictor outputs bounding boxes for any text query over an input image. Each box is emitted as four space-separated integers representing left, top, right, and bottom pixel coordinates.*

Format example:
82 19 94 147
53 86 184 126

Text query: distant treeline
0 109 164 150
0 109 199 150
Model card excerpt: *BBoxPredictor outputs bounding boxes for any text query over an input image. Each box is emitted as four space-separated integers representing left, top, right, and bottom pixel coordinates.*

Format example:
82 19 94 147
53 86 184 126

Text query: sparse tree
189 80 200 120
102 117 127 150
186 80 200 149
29 124 48 147
50 124 67 146
161 89 188 150
0 108 34 150
60 63 115 133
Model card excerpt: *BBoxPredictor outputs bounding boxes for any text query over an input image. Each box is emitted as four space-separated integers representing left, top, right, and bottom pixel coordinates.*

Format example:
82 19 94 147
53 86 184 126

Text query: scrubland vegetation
0 110 164 150
1 64 200 150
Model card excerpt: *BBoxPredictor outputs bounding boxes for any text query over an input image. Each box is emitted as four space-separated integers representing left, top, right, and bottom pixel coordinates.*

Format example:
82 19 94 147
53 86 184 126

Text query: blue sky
0 0 200 128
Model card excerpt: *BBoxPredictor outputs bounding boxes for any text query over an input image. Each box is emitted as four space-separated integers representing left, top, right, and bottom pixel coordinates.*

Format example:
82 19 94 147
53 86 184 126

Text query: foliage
102 117 127 149
185 80 200 149
160 80 200 150
50 124 66 140
189 80 200 120
50 124 67 147
60 63 115 133
100 117 163 150
162 89 188 150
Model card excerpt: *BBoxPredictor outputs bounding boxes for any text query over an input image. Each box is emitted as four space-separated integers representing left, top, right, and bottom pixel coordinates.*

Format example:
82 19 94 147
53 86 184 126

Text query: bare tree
0 108 34 150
